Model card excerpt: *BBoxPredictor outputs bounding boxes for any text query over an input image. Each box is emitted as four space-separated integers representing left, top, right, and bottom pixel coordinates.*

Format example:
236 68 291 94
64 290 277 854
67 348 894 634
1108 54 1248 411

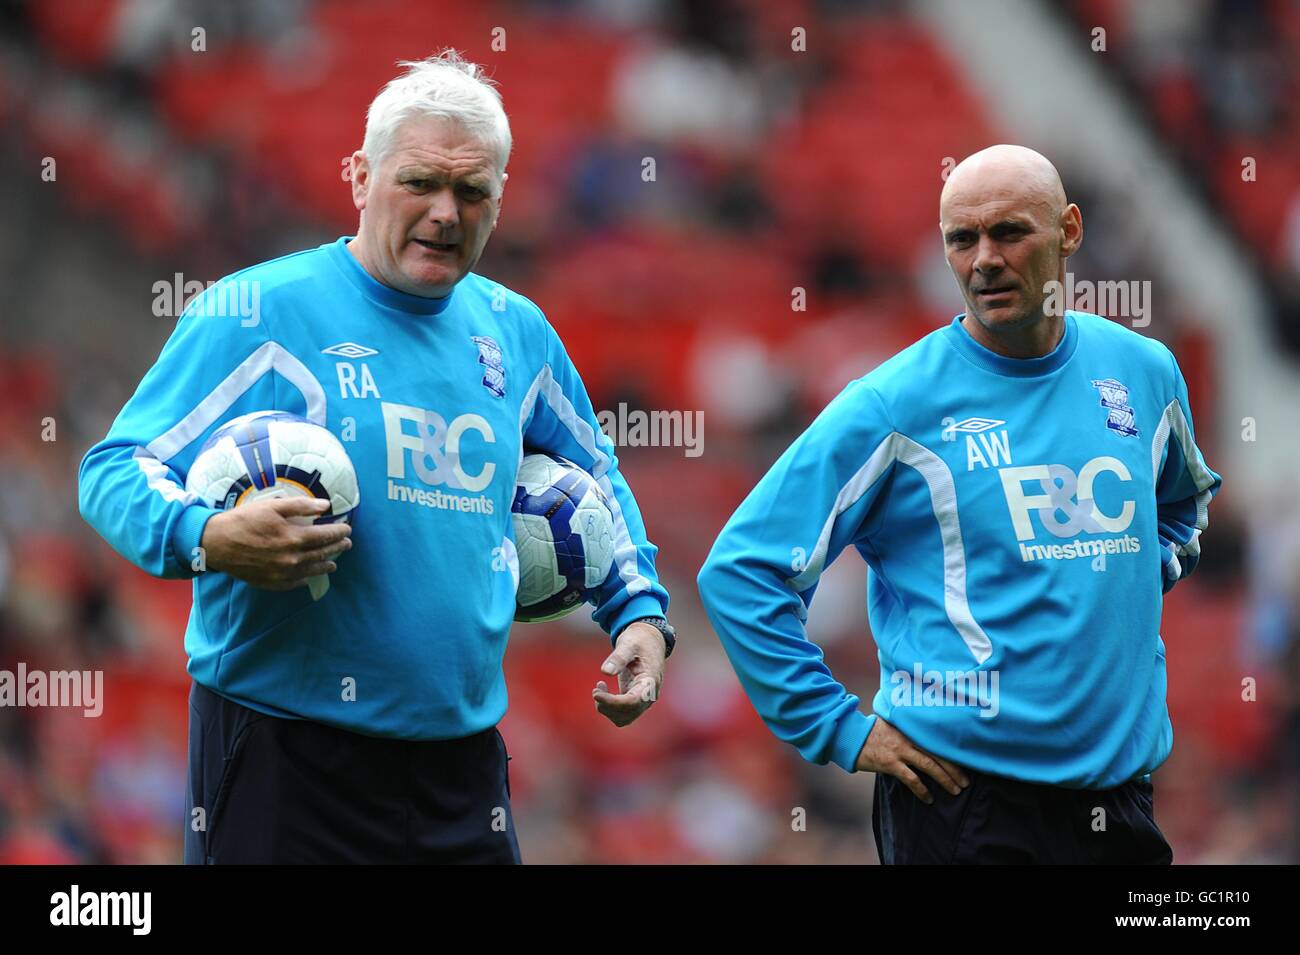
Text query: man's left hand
593 621 667 726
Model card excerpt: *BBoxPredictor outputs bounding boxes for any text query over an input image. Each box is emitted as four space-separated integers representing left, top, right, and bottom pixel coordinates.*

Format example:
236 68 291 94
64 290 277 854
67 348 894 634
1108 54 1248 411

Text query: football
512 453 616 622
185 410 360 598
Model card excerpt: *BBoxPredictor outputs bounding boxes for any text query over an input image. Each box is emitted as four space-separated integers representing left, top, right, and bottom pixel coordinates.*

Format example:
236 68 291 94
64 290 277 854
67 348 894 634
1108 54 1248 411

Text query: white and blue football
185 410 360 521
185 411 359 599
512 453 616 623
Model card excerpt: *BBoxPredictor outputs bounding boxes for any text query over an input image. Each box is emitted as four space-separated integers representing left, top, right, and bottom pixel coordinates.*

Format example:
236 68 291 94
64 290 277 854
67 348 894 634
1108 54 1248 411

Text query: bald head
940 144 1066 222
939 145 1083 356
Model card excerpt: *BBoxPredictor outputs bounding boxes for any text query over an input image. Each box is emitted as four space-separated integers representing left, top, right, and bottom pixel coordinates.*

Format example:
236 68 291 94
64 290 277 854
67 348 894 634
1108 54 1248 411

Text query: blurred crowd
1070 0 1300 351
1 0 1296 863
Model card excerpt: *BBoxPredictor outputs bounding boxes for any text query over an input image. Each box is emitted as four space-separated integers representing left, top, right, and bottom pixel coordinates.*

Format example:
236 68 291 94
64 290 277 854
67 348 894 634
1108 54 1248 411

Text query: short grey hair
361 50 512 177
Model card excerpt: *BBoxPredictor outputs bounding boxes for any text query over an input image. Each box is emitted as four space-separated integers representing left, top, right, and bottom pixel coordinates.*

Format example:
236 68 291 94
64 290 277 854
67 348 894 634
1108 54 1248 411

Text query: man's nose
426 187 459 227
972 235 1004 274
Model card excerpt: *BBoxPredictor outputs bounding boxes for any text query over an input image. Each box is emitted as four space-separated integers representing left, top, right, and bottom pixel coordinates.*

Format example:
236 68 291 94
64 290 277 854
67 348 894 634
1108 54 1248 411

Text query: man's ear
1060 202 1083 258
350 151 369 212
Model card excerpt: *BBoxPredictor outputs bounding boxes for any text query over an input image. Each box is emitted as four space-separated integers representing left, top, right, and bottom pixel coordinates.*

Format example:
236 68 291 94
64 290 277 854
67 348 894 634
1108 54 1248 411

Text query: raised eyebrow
944 219 1031 241
396 168 492 191
396 166 439 181
989 218 1033 233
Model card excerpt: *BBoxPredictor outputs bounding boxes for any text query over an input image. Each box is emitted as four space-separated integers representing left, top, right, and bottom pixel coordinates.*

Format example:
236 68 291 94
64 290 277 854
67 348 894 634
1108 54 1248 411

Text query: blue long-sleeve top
79 237 669 739
698 311 1221 788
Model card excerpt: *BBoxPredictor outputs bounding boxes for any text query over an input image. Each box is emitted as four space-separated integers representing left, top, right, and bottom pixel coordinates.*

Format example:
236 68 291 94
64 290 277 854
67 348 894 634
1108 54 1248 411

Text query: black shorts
184 681 521 864
872 766 1173 865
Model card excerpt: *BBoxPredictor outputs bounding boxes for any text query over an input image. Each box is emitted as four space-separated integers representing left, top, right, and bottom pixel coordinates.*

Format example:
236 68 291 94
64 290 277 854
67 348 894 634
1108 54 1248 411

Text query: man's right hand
855 716 971 804
199 497 353 591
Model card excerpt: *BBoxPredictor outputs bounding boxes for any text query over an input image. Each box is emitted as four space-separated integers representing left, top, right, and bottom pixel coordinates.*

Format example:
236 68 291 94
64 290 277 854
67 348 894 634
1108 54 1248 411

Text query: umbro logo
322 342 379 359
947 416 1013 471
950 417 1006 434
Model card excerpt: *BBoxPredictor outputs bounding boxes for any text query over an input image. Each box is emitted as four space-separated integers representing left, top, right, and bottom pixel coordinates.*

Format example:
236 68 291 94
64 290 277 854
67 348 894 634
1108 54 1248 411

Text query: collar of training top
328 236 459 316
943 310 1079 379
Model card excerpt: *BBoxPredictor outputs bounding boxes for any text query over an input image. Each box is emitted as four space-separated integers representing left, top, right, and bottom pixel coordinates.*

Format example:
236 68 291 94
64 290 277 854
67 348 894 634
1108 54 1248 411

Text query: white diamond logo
951 417 1006 434
322 342 378 359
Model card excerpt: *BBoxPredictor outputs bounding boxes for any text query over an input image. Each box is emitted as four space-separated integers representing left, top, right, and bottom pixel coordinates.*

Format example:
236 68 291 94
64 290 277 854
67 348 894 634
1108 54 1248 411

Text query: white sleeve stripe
596 477 653 597
531 363 652 596
787 432 992 665
146 341 327 463
132 447 199 506
1163 549 1183 580
789 435 896 590
517 366 546 469
1175 527 1202 558
535 366 611 478
1151 398 1216 542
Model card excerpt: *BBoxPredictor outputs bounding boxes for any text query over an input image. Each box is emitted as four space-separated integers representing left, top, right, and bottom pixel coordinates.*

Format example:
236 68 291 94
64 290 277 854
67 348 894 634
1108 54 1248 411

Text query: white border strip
146 341 326 462
528 364 652 597
787 432 992 664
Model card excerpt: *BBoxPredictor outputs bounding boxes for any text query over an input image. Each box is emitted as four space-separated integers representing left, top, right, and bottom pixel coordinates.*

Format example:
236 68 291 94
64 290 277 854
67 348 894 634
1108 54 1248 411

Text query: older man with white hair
79 51 674 864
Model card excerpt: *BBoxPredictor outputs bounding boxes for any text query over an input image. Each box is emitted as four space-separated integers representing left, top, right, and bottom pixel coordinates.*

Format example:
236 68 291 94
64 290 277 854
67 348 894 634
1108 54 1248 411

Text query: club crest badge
1091 378 1139 437
472 335 506 398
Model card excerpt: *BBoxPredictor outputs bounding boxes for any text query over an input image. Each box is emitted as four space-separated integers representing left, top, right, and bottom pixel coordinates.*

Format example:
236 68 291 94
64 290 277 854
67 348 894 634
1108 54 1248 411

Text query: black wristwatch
617 616 675 658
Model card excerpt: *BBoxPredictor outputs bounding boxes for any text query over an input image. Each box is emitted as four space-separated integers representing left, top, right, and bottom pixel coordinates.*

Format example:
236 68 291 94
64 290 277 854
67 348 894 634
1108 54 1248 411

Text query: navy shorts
184 681 521 864
872 767 1173 865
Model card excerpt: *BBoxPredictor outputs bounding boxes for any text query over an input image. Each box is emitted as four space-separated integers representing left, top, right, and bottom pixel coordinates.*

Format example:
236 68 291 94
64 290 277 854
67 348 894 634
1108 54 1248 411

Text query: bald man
698 145 1222 864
